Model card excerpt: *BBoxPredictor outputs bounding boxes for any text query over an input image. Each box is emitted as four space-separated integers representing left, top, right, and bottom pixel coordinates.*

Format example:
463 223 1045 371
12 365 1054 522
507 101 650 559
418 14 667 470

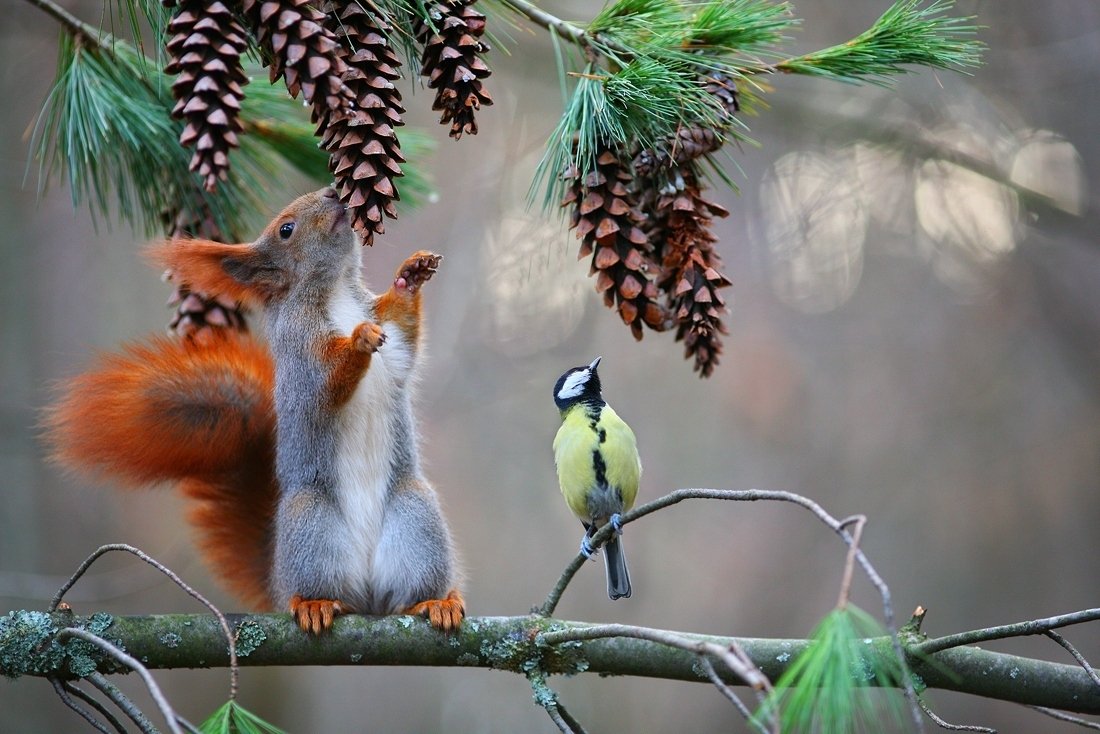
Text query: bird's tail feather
603 535 631 600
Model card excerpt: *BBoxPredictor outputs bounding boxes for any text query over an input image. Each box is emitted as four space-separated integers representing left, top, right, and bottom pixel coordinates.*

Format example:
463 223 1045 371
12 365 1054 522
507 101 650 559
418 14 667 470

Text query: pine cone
241 0 352 112
161 204 249 341
653 170 732 377
563 146 667 340
165 0 249 192
416 0 493 139
633 72 740 177
320 1 406 245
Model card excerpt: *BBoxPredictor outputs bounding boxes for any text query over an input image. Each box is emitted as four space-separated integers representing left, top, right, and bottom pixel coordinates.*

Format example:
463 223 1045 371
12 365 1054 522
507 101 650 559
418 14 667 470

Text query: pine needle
531 68 623 210
685 0 796 53
754 606 910 734
29 30 433 239
199 701 287 734
776 0 983 83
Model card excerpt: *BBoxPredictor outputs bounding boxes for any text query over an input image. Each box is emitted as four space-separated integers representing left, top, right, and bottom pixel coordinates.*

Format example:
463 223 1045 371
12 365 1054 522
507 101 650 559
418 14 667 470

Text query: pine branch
3 612 1100 715
22 0 435 241
771 0 982 82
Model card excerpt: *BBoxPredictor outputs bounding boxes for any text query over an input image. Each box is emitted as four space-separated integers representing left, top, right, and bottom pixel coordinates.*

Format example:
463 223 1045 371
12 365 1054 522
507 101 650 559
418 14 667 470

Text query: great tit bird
553 357 641 600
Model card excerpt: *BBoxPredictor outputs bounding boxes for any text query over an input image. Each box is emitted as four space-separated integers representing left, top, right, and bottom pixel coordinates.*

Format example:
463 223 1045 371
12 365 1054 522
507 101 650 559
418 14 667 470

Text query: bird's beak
588 356 602 371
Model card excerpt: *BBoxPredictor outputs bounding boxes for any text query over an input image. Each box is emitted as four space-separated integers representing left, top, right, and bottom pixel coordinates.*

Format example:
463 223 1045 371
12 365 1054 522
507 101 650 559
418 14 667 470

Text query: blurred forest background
2 0 1098 731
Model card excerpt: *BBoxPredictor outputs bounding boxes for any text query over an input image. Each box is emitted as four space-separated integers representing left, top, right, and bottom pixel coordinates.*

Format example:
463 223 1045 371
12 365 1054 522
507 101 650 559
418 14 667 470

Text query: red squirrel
46 187 464 634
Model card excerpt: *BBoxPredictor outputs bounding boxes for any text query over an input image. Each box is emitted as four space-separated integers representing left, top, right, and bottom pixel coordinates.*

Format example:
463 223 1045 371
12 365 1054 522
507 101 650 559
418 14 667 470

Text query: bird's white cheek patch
557 369 589 401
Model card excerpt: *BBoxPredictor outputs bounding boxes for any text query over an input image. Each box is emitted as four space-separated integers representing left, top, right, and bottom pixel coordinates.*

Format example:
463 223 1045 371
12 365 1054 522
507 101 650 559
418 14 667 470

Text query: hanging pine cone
653 168 732 377
633 72 740 177
164 0 249 192
416 0 493 139
241 0 353 112
563 146 667 340
161 203 249 341
319 1 405 244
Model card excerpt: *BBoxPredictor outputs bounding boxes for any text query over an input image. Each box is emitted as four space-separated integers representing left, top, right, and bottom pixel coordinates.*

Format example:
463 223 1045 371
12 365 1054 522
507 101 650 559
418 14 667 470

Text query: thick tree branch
3 612 1099 715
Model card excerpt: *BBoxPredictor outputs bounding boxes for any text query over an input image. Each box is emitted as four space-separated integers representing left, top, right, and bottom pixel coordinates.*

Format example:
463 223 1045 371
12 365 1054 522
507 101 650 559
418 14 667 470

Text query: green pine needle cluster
534 0 770 209
685 0 794 51
527 0 982 210
754 605 910 734
31 20 434 241
105 0 170 57
776 0 982 82
199 700 287 734
31 33 245 237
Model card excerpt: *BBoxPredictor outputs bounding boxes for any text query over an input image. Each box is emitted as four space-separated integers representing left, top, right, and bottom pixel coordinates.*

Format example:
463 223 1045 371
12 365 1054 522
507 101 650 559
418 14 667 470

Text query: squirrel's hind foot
405 588 464 632
290 595 347 634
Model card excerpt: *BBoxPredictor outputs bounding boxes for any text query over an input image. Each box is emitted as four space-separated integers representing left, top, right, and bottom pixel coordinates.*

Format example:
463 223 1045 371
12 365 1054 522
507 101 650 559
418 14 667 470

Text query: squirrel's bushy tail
45 332 278 608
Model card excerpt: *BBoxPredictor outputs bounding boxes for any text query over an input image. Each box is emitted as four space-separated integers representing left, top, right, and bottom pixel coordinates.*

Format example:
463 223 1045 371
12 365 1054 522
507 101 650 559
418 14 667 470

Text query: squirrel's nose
320 187 338 200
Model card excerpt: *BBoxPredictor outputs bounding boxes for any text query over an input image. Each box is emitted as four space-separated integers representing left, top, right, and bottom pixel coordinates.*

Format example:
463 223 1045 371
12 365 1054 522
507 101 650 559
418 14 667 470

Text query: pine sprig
199 700 287 734
532 70 623 211
106 0 170 55
685 0 795 52
754 606 909 733
31 33 229 234
30 28 433 239
775 0 982 82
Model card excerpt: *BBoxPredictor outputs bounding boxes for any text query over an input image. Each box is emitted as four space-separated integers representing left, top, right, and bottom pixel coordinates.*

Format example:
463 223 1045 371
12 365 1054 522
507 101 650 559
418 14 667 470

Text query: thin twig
60 629 183 734
544 704 576 734
917 695 996 732
1029 707 1100 730
69 679 133 734
20 0 101 41
540 622 768 690
62 680 129 734
500 0 590 48
49 677 117 734
176 716 202 734
86 671 159 734
552 699 588 734
527 670 588 734
535 488 924 731
698 656 771 733
835 514 866 610
51 543 239 700
1045 630 1100 690
916 608 1100 656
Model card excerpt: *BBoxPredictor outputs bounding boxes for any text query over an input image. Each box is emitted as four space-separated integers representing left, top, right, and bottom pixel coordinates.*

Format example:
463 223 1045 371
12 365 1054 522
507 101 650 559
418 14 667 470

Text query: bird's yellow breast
553 403 641 522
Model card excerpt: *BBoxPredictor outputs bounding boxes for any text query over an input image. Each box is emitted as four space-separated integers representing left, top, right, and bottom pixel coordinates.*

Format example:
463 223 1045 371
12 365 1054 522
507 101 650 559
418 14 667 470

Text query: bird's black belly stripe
592 448 608 490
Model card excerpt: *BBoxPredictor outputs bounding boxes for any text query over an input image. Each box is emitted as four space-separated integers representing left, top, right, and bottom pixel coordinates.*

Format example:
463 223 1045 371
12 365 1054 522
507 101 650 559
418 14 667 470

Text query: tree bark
4 611 1098 715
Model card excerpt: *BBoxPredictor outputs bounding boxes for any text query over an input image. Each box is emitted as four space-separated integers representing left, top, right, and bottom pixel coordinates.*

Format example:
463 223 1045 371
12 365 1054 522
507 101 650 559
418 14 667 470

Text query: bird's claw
580 536 596 560
610 513 624 535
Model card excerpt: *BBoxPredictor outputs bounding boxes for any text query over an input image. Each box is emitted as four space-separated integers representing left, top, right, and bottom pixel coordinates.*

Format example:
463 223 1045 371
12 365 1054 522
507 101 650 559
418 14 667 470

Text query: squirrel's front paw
352 322 386 353
394 251 442 294
290 595 346 635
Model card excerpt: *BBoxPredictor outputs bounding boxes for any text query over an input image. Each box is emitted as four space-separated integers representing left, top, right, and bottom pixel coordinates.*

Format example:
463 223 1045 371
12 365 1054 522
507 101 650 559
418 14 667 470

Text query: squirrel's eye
279 222 295 239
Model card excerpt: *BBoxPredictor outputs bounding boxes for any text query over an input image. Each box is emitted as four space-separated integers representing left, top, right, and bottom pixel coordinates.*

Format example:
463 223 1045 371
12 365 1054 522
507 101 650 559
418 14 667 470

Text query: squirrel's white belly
327 282 415 606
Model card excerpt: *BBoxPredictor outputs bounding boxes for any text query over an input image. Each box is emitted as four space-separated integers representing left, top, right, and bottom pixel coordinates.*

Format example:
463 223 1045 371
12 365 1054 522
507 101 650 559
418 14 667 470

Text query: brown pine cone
563 146 667 340
161 204 249 341
320 1 406 244
164 0 249 192
653 170 732 377
241 0 353 112
633 72 740 177
415 0 493 139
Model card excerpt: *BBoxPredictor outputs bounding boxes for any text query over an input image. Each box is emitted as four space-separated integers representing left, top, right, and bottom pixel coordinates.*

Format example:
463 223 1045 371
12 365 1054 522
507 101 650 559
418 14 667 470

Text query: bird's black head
553 356 604 412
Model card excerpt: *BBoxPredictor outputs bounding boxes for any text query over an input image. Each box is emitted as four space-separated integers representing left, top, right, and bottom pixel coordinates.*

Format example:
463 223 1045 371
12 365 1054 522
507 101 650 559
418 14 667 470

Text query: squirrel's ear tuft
148 239 284 306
